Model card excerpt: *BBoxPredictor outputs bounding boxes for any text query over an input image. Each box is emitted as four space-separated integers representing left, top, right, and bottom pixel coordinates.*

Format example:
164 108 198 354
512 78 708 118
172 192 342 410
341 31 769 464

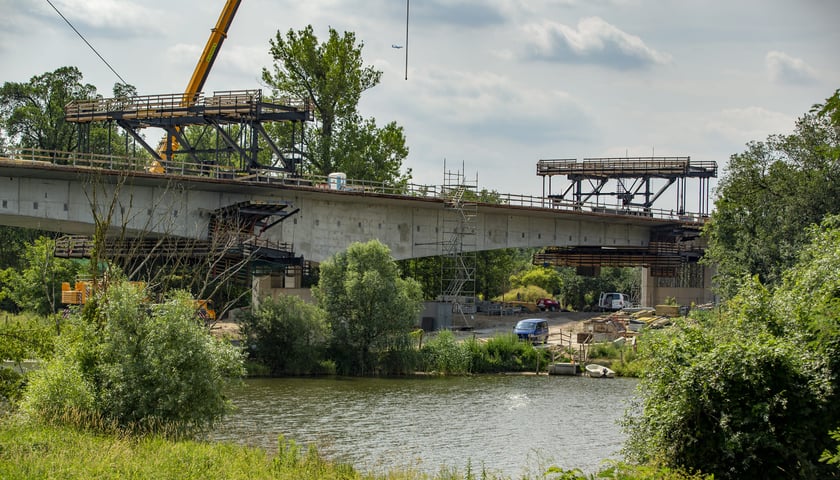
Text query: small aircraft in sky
391 44 404 49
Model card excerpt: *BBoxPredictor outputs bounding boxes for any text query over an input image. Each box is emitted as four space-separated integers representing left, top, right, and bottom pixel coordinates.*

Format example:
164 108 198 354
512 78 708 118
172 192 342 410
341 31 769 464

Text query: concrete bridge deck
0 149 704 264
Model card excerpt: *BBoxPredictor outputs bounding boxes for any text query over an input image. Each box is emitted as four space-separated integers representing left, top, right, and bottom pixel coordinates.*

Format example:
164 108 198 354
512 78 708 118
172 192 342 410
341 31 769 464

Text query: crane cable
44 0 130 86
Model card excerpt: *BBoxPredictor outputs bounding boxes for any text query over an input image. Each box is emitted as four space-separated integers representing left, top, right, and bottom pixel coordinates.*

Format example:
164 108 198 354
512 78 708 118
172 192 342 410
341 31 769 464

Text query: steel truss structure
54 200 303 282
537 156 717 217
65 89 312 174
534 224 705 278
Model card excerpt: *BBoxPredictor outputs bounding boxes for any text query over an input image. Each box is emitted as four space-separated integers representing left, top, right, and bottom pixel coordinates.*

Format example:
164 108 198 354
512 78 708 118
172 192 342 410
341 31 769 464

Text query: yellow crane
149 0 243 173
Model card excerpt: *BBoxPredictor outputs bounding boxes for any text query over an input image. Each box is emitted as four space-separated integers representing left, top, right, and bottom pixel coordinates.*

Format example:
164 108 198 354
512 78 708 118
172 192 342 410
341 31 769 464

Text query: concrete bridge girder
0 162 662 265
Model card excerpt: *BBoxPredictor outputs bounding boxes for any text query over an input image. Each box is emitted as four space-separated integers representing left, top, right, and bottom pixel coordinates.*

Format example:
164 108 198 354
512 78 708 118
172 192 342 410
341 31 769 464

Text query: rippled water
210 375 638 477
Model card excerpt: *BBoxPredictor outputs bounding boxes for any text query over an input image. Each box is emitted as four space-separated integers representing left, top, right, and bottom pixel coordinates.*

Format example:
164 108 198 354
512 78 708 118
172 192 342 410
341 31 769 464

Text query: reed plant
420 330 471 375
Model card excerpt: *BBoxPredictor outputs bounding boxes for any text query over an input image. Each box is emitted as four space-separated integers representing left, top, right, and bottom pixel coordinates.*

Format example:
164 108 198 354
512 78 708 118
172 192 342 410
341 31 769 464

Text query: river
210 374 638 477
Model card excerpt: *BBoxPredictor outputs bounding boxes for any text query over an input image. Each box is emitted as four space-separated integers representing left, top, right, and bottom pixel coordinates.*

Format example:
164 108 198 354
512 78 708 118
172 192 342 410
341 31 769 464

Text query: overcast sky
1 0 838 211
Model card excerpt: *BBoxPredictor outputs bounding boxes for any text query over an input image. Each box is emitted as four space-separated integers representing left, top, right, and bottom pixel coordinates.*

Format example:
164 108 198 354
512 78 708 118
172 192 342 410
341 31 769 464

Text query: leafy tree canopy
625 215 840 478
313 240 423 375
262 25 411 185
0 66 143 156
510 266 562 294
0 236 80 316
705 88 840 298
0 66 95 151
241 294 329 375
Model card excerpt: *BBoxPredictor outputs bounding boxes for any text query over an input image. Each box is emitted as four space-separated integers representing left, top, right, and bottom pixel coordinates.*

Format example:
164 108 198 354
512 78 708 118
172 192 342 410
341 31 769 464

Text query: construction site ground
212 311 601 351
446 311 600 348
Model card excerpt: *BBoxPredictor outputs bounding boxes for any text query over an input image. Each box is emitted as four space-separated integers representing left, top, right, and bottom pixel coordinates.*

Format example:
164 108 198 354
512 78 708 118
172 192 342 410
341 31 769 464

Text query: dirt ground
211 310 600 348
446 311 598 347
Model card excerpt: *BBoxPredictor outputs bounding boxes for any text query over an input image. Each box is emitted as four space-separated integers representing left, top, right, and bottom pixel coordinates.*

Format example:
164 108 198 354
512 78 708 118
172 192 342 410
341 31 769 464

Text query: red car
536 298 560 311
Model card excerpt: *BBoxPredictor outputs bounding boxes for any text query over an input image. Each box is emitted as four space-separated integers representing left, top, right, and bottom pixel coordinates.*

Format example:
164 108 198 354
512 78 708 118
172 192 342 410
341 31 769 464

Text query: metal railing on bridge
0 147 708 223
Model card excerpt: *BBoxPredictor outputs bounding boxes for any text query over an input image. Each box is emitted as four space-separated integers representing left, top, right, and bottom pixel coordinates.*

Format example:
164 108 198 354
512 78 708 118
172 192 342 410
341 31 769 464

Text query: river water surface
210 375 638 477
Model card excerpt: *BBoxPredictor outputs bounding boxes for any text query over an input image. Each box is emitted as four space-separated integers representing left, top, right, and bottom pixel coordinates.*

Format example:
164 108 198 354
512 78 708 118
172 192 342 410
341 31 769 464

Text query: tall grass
0 417 710 479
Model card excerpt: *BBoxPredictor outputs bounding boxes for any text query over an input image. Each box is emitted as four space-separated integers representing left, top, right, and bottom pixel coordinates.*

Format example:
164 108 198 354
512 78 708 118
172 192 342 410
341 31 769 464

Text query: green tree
510 266 562 294
262 25 411 185
0 313 54 403
82 83 146 157
0 227 42 270
241 295 329 375
624 216 840 478
0 66 97 151
0 236 80 315
21 282 244 435
314 240 423 375
705 89 840 298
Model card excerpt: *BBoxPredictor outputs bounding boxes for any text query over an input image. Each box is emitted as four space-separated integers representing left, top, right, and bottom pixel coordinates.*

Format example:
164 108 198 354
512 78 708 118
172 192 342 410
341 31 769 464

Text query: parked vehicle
514 318 549 344
536 298 560 311
598 292 630 311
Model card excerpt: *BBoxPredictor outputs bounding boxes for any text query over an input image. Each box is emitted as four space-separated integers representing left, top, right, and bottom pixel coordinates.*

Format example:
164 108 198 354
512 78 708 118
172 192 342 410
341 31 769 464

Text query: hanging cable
45 0 130 86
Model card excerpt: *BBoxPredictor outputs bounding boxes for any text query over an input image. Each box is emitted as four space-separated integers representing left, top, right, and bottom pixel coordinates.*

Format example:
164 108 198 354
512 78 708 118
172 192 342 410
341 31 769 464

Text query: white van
598 292 630 311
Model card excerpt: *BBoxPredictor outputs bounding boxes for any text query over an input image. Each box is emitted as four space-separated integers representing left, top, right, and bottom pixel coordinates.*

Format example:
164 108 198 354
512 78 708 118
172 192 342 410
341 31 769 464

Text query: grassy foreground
0 418 519 480
0 418 710 480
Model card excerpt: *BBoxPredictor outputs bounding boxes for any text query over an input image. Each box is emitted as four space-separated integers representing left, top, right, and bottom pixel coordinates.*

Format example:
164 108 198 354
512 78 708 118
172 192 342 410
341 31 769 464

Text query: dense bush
463 333 550 374
421 330 471 374
21 282 244 436
624 216 840 478
241 295 329 375
0 312 55 404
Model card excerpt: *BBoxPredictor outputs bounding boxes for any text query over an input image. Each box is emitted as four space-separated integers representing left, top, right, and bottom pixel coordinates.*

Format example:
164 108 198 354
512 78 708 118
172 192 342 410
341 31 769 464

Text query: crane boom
151 0 242 171
185 0 242 97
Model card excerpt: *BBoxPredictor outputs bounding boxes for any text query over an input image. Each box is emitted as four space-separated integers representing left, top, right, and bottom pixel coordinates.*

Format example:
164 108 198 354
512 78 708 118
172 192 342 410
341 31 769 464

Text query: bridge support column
251 271 310 309
640 264 716 308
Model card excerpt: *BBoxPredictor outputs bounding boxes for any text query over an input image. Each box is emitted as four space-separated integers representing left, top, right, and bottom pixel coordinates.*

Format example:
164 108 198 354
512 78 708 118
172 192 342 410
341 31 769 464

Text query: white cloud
523 17 672 69
704 106 795 145
216 45 272 79
400 67 594 143
765 51 818 85
47 0 165 35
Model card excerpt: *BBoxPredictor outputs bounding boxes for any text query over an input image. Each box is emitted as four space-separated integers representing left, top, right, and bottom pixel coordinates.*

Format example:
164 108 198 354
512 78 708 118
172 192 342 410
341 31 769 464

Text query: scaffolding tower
440 165 478 324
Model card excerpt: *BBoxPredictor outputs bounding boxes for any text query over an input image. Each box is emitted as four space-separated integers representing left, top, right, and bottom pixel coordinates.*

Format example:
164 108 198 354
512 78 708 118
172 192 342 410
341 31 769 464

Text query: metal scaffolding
440 164 478 322
65 89 311 174
537 156 717 217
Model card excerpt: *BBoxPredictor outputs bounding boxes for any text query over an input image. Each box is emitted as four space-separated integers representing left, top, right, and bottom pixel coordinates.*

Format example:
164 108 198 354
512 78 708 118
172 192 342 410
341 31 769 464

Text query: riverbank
212 311 600 347
0 416 705 480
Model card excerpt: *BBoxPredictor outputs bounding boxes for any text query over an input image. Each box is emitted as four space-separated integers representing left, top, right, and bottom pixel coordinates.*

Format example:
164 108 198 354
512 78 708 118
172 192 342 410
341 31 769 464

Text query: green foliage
421 330 471 375
626 328 823 478
465 334 549 373
0 226 41 271
553 267 640 311
262 25 410 185
0 236 80 315
476 249 534 301
20 338 97 423
821 428 840 466
493 285 551 303
0 66 95 151
21 282 244 436
624 217 840 478
510 266 562 294
399 255 442 299
0 312 55 404
705 89 840 298
240 295 329 375
314 240 423 375
399 248 532 301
